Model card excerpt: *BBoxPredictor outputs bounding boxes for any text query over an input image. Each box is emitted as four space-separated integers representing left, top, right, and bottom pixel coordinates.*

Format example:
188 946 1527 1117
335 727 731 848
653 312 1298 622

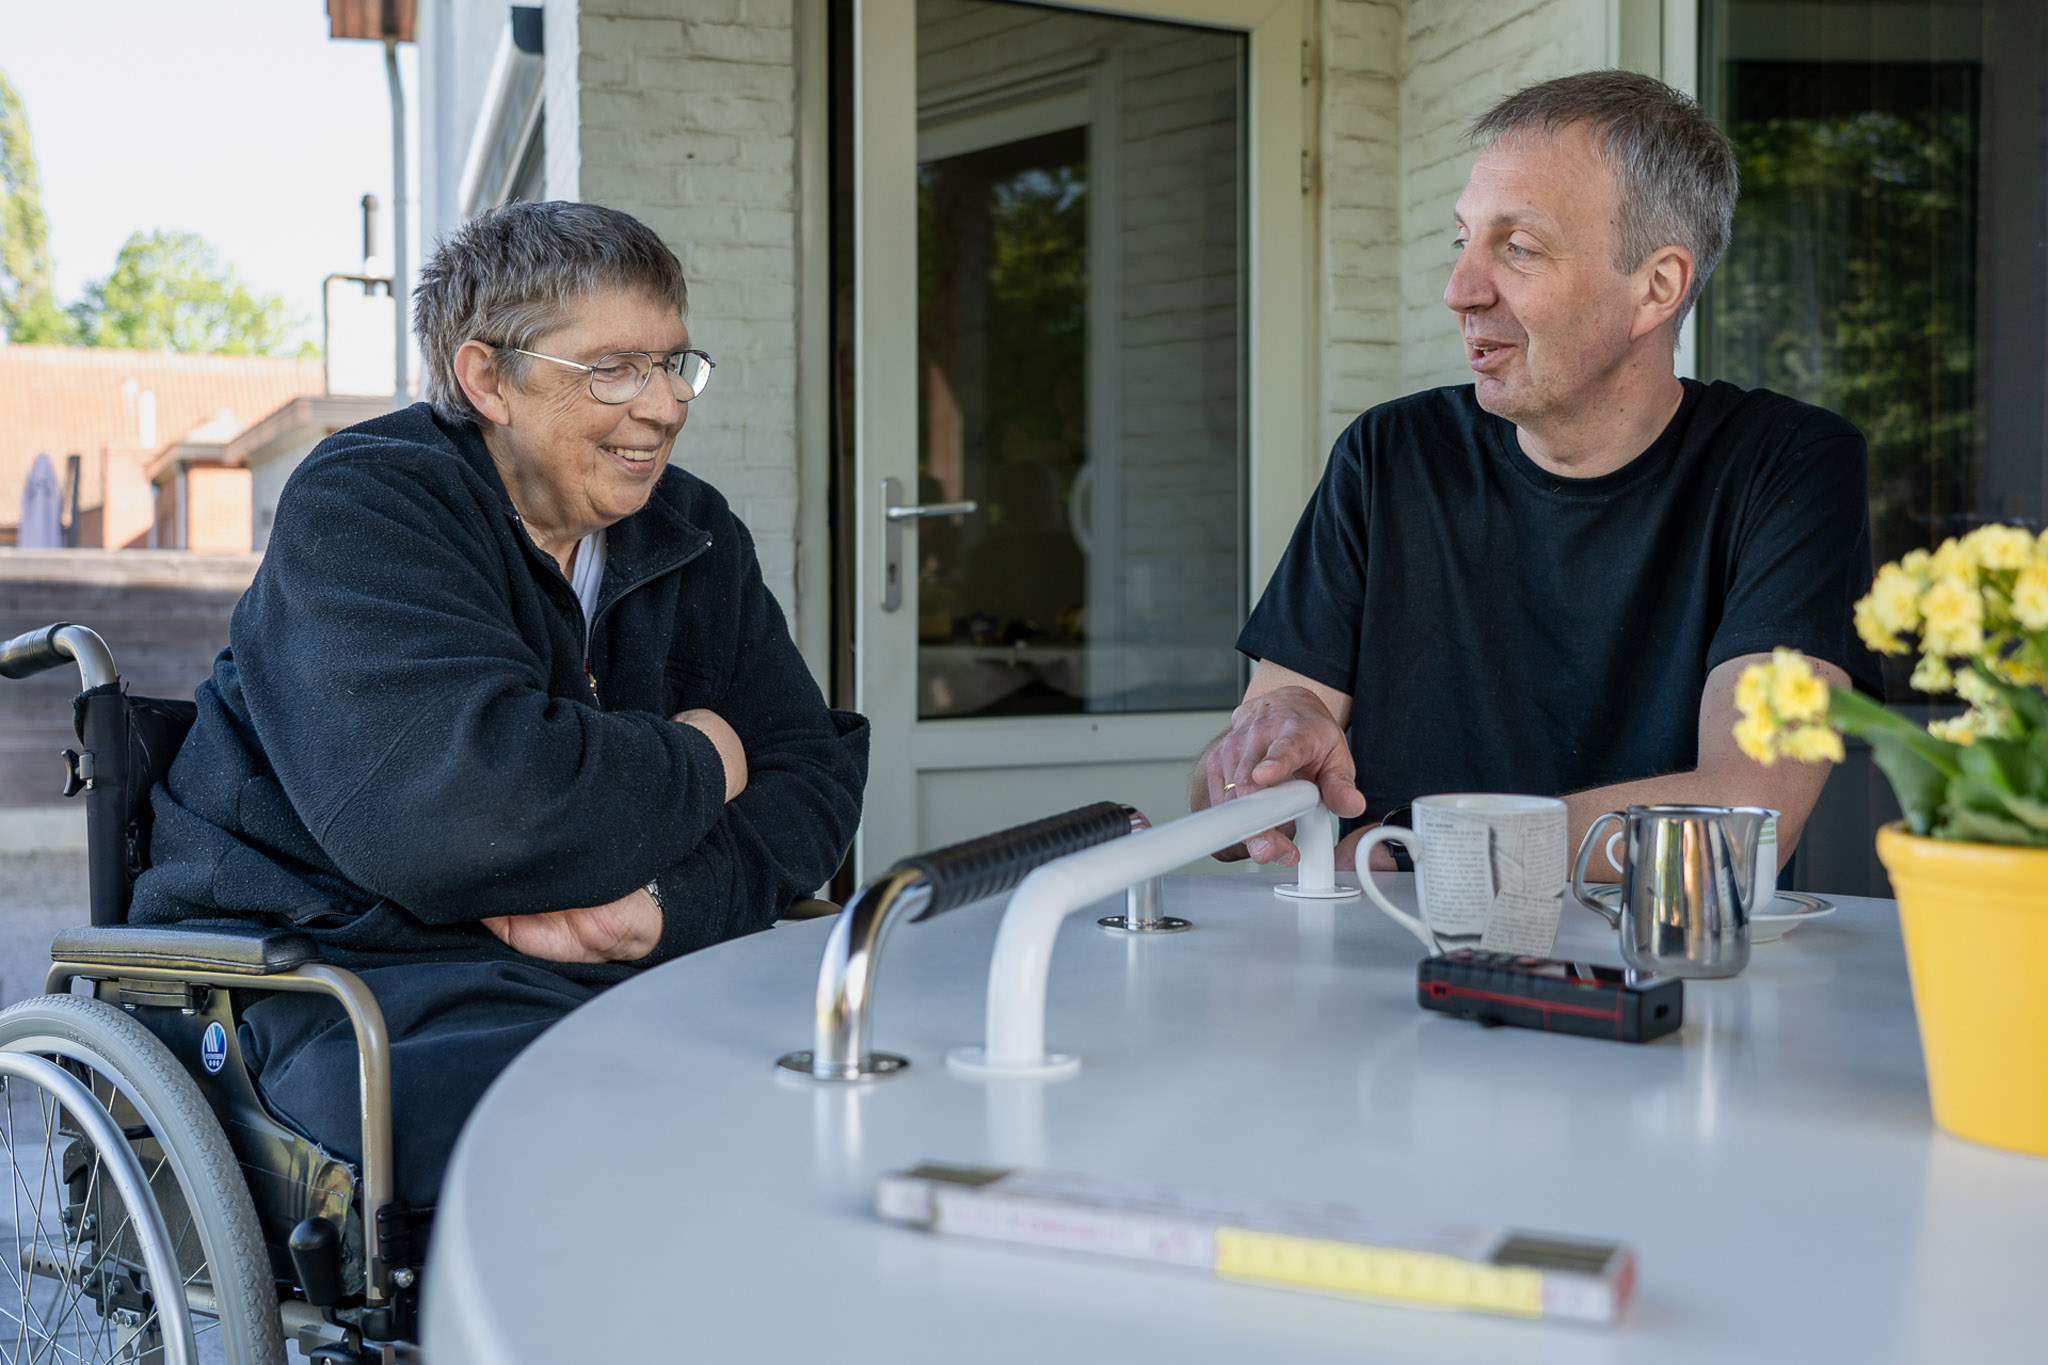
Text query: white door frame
848 0 1315 872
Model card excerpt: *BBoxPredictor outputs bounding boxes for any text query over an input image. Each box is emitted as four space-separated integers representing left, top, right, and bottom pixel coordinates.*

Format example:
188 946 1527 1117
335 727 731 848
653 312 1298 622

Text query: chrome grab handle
1097 811 1187 933
881 476 979 612
778 803 1139 1082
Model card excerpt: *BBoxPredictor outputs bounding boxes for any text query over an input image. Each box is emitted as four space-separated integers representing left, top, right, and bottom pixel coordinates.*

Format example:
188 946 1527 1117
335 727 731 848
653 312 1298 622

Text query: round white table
423 873 2048 1362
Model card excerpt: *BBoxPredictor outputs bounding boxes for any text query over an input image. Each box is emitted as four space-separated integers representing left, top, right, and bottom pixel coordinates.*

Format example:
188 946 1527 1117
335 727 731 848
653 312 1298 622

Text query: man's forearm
1564 770 1818 880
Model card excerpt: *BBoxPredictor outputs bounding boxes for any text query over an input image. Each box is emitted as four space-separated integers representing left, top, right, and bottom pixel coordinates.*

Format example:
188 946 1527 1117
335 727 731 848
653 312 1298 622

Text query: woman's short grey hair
413 200 690 424
1471 71 1737 342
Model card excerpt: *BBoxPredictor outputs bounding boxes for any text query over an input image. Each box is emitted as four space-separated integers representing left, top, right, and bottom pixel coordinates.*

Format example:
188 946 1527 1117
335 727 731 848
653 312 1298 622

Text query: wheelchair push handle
0 622 117 690
901 801 1135 921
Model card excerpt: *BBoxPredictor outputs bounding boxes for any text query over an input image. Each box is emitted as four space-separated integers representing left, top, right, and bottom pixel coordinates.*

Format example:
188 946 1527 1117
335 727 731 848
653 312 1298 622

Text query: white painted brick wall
572 0 804 616
1318 0 1613 436
1396 0 1610 393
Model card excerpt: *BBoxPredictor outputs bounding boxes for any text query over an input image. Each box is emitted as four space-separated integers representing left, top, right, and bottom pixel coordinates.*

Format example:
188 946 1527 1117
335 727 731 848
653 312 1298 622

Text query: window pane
1701 0 2048 700
914 0 1246 719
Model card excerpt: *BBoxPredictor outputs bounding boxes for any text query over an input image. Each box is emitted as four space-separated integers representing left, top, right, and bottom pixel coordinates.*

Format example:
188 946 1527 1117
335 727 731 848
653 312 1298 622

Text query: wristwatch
1379 806 1414 873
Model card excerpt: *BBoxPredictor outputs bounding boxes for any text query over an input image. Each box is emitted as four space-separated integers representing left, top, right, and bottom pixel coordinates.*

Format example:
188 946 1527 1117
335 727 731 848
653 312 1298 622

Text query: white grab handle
1353 825 1439 953
948 781 1327 1079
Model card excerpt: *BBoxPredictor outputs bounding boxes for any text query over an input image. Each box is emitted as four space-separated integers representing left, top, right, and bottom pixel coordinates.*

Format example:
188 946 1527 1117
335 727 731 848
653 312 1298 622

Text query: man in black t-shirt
1197 71 1879 875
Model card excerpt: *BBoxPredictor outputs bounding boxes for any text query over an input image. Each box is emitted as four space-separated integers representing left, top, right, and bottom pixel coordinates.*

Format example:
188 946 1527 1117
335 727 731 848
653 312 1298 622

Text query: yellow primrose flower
1735 665 1772 715
1920 574 1985 656
1781 725 1845 764
1963 524 2036 572
1854 596 1903 655
1767 648 1830 721
1901 547 1933 577
1927 715 1977 746
1734 710 1779 766
1955 667 1997 708
1910 652 1954 694
1989 655 2048 689
2015 563 2048 632
1930 537 1975 582
1868 563 1922 635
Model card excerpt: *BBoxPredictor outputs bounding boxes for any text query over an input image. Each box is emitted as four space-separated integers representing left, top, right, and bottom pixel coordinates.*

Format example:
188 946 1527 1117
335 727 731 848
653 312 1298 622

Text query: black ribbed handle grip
0 623 74 681
902 801 1133 920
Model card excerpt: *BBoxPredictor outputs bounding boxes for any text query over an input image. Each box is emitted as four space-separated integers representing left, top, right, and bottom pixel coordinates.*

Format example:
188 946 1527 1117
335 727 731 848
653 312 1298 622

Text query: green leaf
1939 804 2048 846
1964 662 2048 733
1830 686 1964 763
1955 737 2032 796
2000 792 2048 835
1866 732 1953 835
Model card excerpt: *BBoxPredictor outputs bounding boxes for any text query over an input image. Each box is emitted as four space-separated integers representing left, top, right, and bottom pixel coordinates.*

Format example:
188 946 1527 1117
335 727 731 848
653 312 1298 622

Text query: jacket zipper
511 512 715 714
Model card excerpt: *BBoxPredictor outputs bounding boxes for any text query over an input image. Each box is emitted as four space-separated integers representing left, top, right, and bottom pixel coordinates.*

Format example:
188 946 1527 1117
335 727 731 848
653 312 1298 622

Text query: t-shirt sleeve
1705 419 1883 695
1234 419 1369 695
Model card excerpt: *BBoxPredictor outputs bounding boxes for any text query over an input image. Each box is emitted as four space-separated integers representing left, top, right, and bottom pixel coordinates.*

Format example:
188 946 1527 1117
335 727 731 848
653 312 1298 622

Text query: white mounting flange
945 1046 1081 1081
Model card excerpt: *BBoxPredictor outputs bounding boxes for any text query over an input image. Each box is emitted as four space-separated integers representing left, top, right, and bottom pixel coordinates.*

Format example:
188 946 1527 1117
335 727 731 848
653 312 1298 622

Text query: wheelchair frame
2 621 415 1360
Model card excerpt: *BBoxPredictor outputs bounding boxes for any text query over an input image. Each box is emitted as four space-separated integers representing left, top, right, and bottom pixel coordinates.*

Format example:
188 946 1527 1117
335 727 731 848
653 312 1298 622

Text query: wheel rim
0 1054 206 1364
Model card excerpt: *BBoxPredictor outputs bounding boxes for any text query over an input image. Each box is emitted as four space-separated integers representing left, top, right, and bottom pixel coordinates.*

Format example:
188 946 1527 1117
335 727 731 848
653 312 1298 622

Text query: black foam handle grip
902 801 1133 920
0 623 73 681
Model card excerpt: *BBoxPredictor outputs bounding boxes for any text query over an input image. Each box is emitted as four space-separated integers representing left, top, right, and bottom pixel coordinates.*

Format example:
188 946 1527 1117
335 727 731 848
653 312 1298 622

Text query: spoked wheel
0 994 283 1364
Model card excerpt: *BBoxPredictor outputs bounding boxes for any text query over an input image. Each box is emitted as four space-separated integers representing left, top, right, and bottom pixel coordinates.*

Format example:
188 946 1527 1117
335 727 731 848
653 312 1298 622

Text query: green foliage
69 230 294 356
1828 675 2048 847
1706 106 1979 551
0 69 68 343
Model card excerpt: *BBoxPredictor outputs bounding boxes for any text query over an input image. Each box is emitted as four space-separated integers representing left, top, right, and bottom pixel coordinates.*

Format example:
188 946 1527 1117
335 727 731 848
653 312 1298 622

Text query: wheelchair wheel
0 993 284 1363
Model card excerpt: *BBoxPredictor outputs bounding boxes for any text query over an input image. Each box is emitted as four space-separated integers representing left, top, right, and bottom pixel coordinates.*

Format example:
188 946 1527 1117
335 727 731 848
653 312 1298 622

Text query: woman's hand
674 708 748 802
481 887 661 964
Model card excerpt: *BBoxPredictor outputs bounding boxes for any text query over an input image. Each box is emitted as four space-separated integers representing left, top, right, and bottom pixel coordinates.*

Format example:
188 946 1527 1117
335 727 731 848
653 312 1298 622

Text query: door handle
882 477 978 612
887 499 978 522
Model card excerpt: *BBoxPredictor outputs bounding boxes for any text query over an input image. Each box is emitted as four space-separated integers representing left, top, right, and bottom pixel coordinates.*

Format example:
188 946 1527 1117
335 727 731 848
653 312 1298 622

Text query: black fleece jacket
131 404 869 987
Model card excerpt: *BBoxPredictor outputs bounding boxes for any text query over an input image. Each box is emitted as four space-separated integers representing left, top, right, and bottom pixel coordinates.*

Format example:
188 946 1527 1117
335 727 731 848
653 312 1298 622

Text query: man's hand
481 887 661 964
1196 677 1365 866
675 708 747 802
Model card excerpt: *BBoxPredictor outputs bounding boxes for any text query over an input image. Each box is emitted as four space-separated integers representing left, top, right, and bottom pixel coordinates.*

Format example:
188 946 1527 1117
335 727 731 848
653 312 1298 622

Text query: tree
0 69 69 343
69 229 295 356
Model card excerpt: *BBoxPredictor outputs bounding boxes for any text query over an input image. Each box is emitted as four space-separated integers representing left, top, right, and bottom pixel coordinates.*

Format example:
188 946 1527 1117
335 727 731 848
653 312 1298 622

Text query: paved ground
0 851 89 1009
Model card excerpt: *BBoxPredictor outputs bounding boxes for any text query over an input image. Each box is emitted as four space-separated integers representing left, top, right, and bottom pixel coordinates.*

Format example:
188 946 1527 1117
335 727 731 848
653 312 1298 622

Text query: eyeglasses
483 342 715 404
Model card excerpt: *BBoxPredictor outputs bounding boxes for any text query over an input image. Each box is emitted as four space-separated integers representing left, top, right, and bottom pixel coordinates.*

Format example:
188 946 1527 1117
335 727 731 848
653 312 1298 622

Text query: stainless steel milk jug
1570 805 1772 978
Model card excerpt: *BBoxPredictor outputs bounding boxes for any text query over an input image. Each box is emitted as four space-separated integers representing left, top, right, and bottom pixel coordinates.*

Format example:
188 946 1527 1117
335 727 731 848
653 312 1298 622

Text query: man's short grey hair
413 200 690 424
1471 70 1737 341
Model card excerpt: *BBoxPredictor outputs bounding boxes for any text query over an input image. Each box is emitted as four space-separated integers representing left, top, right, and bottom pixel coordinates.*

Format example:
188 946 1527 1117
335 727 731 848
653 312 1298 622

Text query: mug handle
1355 825 1440 954
1571 811 1627 927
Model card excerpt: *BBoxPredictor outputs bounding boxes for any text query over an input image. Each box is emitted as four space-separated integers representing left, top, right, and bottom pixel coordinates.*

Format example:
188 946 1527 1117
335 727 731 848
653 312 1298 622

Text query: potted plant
1732 524 2048 1156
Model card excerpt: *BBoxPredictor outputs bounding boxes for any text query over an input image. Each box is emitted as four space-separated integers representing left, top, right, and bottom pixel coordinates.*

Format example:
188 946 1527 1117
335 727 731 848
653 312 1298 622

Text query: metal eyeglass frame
483 341 715 404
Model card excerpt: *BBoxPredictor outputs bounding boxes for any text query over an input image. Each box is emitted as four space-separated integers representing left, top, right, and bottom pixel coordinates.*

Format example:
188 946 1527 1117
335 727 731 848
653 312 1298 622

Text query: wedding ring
1223 782 1237 792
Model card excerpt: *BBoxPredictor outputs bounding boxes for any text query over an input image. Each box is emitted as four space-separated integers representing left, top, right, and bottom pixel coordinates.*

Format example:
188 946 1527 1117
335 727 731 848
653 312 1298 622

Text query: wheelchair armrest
51 922 323 977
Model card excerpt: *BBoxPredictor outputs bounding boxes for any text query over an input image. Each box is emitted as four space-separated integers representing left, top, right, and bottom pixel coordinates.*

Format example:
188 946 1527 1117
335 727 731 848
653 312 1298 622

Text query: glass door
840 0 1308 869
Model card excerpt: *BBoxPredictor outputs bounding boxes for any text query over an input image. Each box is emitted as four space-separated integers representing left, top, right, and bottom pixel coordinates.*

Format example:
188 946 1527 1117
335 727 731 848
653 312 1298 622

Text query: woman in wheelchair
127 200 869 1213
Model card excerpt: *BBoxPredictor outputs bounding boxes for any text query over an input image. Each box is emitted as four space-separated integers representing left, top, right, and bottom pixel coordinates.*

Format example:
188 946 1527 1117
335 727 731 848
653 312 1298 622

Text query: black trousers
238 960 596 1208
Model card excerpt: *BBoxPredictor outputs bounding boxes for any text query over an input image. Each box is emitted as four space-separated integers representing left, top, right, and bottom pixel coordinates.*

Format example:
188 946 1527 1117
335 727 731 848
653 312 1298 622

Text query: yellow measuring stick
876 1163 1634 1325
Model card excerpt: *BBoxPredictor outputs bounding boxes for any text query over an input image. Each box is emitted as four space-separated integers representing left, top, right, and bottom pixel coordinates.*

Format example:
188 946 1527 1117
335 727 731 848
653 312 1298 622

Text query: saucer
1577 887 1836 942
1749 891 1836 942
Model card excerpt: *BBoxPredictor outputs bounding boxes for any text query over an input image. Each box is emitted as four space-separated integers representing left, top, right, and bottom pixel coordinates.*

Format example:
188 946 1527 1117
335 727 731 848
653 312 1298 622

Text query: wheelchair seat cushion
52 921 322 976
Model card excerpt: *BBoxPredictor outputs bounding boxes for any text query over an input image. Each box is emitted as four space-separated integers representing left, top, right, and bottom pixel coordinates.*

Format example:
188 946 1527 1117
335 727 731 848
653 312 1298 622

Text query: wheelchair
0 623 422 1364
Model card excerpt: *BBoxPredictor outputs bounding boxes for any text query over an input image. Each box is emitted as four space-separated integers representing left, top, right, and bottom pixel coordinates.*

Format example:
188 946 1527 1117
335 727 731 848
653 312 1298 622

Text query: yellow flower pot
1876 824 2048 1156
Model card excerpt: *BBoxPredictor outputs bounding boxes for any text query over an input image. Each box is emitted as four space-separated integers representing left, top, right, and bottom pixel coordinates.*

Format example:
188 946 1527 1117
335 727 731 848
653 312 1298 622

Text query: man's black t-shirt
1237 379 1881 822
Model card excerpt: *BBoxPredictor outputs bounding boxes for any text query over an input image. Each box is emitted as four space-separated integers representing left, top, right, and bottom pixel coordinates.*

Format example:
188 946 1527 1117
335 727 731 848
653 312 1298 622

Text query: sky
3 0 420 351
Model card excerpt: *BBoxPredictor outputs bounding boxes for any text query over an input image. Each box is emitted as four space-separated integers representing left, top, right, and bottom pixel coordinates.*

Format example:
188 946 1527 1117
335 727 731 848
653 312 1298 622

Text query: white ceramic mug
1355 793 1569 956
